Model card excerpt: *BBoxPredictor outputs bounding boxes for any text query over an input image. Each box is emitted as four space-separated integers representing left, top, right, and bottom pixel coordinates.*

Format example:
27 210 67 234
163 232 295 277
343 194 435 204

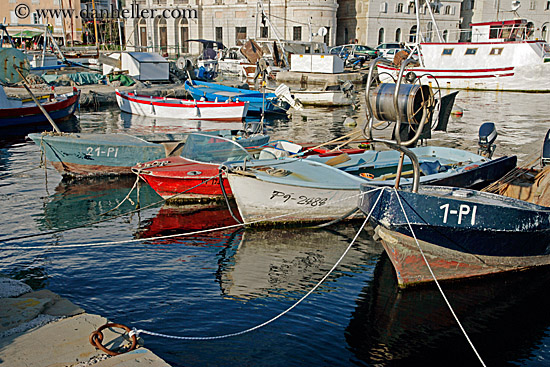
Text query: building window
236 27 247 44
396 3 403 12
442 48 454 55
380 2 387 13
378 28 385 44
139 18 147 50
293 26 302 41
179 19 189 53
546 1 550 10
408 3 415 13
32 13 41 24
215 27 223 44
542 25 548 40
409 25 417 42
465 48 477 55
444 5 451 14
443 29 448 41
426 22 433 42
530 0 536 9
260 26 268 38
490 47 503 55
395 28 401 42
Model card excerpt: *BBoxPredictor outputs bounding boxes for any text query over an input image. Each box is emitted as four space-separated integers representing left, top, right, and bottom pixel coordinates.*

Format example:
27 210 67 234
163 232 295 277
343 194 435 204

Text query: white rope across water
392 187 487 367
2 187 385 250
128 188 384 341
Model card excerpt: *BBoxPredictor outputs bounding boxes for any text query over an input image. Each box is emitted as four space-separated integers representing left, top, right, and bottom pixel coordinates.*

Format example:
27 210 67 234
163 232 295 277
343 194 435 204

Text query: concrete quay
3 83 191 109
0 278 170 367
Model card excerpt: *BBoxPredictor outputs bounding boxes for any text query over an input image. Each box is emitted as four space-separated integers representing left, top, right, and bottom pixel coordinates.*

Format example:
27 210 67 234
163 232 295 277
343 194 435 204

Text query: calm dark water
1 90 550 366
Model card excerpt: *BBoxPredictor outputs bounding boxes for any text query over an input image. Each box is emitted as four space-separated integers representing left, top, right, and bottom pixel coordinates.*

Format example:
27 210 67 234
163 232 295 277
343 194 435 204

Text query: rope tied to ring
89 323 138 356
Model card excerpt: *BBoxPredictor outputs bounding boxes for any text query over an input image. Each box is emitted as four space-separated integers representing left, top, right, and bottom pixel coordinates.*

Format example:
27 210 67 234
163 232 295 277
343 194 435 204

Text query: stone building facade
123 0 338 58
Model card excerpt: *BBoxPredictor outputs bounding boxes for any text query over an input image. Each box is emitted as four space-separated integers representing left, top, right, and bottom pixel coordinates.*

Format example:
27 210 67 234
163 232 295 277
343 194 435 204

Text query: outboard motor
542 129 550 167
478 122 497 158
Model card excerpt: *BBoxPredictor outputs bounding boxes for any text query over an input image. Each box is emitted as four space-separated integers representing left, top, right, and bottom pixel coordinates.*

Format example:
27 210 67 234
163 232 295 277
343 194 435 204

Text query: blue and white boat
184 79 290 115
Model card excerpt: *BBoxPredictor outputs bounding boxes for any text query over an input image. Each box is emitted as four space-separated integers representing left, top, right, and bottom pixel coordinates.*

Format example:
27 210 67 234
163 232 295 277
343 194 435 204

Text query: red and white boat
379 19 550 92
115 89 249 121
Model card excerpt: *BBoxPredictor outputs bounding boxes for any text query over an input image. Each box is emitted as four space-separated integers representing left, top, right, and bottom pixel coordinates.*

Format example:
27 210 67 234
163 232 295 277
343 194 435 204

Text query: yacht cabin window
465 48 477 55
442 48 453 55
489 47 504 55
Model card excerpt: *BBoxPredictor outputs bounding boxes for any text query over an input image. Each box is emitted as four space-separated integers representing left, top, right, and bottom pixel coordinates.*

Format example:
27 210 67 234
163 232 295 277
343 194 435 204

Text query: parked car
375 42 408 59
329 44 379 68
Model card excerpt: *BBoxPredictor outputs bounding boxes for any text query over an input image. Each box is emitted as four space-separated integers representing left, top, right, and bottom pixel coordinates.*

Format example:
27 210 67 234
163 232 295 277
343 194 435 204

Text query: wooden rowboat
115 89 249 121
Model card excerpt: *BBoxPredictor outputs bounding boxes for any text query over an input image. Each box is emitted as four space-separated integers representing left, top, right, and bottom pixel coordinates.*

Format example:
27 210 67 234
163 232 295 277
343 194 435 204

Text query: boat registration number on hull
270 190 328 207
86 146 119 158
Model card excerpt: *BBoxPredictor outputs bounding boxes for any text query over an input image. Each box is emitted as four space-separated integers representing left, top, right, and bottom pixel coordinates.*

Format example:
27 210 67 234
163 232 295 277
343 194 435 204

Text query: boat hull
359 185 550 287
136 160 230 203
378 63 550 92
227 173 362 225
115 90 248 121
28 133 168 177
185 80 289 115
0 91 80 128
376 225 550 287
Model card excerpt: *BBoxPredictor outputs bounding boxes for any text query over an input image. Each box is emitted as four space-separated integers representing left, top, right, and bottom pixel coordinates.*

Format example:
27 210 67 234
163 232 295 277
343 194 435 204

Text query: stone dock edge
0 278 170 367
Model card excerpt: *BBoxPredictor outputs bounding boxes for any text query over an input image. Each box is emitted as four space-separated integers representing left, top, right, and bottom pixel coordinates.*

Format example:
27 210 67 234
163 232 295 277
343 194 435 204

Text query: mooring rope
392 187 486 367
126 188 384 341
1 187 384 250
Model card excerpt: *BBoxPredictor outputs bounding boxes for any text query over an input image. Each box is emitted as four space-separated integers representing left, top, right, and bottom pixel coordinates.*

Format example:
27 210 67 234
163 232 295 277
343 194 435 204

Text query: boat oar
15 67 61 133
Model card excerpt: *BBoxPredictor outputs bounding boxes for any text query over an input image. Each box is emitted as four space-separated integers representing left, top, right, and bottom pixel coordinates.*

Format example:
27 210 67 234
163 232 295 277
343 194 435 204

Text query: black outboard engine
542 129 550 167
478 122 497 158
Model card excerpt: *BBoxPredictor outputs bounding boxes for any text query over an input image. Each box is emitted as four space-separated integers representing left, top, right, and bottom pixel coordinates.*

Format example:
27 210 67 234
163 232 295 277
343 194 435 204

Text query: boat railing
362 57 436 192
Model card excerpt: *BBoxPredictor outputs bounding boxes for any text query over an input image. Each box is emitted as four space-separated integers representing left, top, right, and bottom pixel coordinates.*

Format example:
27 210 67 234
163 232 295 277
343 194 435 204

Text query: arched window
154 17 167 55
426 21 433 42
443 29 448 41
444 5 451 14
409 25 417 43
542 25 548 42
408 3 416 13
396 3 404 12
138 18 147 51
179 18 189 54
378 28 385 44
395 28 402 42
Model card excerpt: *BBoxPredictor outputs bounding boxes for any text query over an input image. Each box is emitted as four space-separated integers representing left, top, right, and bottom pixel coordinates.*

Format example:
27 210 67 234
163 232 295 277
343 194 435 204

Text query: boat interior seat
162 141 185 157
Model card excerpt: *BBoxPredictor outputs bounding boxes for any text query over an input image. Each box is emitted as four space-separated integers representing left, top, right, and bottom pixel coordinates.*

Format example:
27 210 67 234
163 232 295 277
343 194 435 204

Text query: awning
11 30 44 39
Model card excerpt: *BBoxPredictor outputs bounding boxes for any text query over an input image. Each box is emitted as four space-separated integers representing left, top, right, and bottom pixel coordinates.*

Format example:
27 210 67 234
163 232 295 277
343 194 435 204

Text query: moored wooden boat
0 86 80 128
359 183 550 287
184 79 289 115
115 89 248 121
133 132 268 203
28 130 268 178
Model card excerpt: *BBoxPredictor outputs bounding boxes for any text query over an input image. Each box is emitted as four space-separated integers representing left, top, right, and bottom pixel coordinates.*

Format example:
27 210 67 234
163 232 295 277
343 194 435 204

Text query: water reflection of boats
346 254 550 366
118 109 247 132
218 225 383 300
135 202 241 242
38 176 160 231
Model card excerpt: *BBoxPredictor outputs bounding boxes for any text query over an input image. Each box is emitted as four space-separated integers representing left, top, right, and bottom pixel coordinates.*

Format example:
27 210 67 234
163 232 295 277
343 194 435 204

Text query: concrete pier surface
3 83 190 109
0 278 170 367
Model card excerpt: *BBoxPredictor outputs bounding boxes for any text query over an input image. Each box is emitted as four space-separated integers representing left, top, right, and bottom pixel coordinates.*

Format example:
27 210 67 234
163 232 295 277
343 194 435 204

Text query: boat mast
257 0 289 66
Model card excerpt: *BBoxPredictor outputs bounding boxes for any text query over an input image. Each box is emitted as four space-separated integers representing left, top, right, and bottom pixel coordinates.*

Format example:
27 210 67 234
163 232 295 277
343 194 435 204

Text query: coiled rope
392 187 486 367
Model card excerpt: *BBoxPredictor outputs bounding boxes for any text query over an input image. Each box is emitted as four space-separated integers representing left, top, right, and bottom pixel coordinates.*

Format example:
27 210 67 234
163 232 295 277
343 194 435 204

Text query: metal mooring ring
89 323 137 356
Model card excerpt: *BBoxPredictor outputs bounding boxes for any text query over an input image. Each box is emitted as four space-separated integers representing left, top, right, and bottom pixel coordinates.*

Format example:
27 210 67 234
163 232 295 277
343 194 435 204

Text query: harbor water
1 89 550 366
